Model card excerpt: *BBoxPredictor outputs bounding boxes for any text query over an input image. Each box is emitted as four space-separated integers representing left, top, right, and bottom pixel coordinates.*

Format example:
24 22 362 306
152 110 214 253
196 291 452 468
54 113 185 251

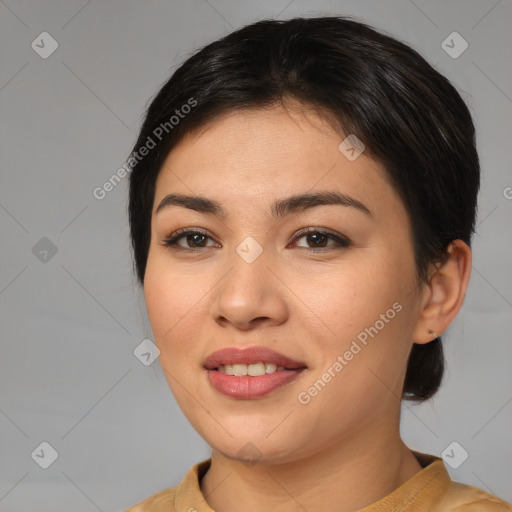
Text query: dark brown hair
127 16 480 402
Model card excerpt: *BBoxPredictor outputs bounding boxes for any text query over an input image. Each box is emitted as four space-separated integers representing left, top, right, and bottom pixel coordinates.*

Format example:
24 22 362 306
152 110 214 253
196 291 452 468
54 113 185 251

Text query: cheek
289 260 402 332
143 266 206 400
143 262 206 343
289 256 416 376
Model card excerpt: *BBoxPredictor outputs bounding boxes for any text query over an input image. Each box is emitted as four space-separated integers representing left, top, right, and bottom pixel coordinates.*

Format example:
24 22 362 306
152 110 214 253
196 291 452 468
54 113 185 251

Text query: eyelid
166 226 210 239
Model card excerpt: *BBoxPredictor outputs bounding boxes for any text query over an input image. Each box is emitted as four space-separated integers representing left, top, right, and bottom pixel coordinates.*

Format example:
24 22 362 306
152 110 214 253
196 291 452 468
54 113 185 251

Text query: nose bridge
221 237 271 303
210 236 287 327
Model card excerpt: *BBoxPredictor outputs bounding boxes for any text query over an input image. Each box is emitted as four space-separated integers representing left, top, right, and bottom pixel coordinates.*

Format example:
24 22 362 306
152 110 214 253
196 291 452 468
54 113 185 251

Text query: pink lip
207 368 306 399
203 346 308 400
203 346 306 370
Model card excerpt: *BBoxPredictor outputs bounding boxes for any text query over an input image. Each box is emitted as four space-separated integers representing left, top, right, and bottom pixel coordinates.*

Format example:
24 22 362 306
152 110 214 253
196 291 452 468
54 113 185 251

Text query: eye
160 228 219 251
290 228 350 252
159 227 350 253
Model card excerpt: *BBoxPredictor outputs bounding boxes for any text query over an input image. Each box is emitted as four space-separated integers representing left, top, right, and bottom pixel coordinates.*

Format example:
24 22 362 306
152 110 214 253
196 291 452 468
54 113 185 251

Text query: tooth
232 364 248 376
217 362 286 375
265 363 277 373
248 362 266 376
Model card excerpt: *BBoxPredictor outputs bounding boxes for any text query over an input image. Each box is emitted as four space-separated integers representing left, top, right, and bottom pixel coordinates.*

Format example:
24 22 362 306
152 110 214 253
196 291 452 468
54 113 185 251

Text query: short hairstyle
127 16 480 402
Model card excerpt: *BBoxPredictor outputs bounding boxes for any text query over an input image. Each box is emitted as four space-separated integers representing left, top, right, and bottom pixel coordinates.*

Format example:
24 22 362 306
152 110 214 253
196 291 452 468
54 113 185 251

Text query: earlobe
412 240 472 344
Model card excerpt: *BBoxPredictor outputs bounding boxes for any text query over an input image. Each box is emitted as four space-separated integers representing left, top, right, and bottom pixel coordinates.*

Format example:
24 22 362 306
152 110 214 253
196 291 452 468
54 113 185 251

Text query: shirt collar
173 450 451 512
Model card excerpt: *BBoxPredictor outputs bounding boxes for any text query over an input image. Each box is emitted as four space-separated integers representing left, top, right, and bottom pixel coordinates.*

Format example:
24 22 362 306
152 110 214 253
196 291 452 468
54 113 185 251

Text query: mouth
203 345 307 370
203 346 308 399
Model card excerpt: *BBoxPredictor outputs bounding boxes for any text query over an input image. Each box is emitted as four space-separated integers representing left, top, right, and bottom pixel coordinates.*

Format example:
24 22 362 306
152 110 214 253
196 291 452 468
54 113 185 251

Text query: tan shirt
125 451 512 511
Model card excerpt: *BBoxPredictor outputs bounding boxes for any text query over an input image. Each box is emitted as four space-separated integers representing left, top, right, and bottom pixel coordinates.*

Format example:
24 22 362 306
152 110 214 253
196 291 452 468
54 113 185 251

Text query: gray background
0 1 511 510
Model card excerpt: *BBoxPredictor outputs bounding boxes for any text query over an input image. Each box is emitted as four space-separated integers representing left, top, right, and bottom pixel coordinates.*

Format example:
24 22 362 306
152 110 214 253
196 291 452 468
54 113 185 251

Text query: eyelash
159 227 351 254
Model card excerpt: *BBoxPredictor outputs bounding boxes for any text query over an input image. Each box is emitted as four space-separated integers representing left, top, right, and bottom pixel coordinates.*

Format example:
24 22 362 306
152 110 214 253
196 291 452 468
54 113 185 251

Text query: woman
124 16 511 512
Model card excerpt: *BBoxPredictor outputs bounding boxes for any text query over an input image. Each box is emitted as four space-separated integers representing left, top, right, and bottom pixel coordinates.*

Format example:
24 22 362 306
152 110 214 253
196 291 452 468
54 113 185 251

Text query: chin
208 433 306 467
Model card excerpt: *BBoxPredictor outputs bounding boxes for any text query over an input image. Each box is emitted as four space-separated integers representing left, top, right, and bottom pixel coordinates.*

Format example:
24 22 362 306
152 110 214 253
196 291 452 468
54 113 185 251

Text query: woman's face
144 102 426 464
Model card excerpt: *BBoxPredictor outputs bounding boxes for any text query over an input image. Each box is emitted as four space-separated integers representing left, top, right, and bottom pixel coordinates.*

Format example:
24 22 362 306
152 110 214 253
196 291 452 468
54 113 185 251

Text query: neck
200 423 423 512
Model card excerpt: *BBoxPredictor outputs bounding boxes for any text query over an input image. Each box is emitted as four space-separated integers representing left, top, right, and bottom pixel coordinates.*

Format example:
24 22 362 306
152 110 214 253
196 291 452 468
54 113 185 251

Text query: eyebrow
155 191 372 219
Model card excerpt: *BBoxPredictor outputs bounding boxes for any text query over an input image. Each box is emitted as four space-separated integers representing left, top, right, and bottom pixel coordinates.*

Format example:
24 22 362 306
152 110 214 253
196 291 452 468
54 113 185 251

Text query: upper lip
204 346 307 370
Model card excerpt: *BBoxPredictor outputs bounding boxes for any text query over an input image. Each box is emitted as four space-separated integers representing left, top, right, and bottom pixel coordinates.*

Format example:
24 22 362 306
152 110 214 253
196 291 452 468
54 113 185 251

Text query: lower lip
206 368 306 399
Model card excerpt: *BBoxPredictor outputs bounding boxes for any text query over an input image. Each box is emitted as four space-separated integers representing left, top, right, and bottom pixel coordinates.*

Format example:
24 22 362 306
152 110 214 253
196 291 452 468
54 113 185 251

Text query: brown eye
162 229 219 250
303 233 329 247
183 233 208 248
293 228 350 251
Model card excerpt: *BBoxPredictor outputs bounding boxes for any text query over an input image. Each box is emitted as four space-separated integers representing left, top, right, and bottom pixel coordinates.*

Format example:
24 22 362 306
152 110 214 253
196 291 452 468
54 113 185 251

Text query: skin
143 100 472 512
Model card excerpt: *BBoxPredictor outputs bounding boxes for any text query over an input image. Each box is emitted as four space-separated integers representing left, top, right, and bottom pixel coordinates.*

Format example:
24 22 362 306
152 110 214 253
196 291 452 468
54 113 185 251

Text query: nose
210 246 289 331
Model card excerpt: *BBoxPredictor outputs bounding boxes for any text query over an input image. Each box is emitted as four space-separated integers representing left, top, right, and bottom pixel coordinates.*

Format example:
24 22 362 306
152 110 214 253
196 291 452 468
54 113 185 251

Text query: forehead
154 104 403 222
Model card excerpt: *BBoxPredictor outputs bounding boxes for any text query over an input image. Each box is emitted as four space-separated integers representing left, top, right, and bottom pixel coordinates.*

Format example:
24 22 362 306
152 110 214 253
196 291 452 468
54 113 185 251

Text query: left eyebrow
155 191 373 219
271 191 372 218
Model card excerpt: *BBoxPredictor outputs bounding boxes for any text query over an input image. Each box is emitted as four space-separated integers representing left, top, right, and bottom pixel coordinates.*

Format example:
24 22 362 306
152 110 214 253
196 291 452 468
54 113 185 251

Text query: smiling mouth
212 362 307 376
203 346 308 398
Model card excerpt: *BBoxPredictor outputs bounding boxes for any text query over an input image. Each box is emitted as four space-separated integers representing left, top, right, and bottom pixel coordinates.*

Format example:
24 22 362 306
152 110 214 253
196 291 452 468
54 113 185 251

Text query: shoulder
123 487 176 512
434 480 512 511
405 451 511 512
123 458 211 512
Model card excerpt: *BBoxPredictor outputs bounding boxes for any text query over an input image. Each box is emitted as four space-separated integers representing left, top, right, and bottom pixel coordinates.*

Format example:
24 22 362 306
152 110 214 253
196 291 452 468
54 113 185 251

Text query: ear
412 240 472 344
